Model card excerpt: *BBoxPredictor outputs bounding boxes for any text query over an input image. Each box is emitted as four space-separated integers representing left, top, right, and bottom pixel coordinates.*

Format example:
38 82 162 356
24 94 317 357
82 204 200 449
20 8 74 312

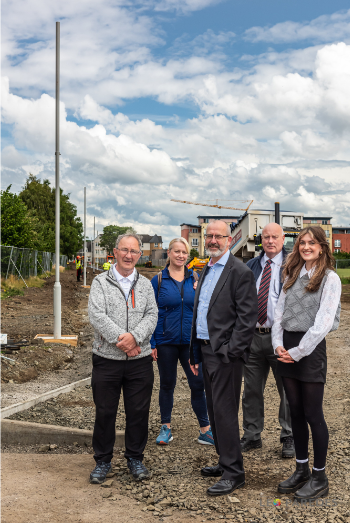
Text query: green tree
100 225 136 254
190 248 199 258
20 174 83 258
1 185 38 248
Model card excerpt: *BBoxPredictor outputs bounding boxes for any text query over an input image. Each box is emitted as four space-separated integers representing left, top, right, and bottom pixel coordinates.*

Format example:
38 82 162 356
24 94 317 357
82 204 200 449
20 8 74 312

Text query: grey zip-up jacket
88 267 158 360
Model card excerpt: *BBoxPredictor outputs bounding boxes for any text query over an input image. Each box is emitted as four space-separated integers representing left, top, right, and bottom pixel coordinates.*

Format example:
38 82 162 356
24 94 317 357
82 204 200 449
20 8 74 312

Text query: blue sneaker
127 458 150 480
156 425 173 445
90 460 111 484
198 427 214 446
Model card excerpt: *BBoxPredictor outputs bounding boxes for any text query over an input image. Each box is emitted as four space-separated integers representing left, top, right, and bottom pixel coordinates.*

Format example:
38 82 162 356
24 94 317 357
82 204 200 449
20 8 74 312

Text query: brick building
181 216 240 256
332 227 350 253
303 217 332 246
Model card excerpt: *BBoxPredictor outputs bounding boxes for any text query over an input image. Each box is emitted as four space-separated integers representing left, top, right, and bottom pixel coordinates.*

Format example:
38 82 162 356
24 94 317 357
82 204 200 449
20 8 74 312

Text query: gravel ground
6 300 350 523
3 282 350 523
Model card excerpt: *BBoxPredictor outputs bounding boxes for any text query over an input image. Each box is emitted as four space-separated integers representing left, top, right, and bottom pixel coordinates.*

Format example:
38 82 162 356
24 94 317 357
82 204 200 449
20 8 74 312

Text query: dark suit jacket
189 252 258 365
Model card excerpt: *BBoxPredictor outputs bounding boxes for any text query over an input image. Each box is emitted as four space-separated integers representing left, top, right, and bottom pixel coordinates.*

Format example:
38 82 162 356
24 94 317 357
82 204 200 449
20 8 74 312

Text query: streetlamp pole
53 21 61 339
93 216 95 273
83 187 87 286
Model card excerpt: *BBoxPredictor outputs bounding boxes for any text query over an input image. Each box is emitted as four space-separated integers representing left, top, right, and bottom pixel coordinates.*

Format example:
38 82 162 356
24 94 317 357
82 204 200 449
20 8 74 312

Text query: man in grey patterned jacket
88 233 158 484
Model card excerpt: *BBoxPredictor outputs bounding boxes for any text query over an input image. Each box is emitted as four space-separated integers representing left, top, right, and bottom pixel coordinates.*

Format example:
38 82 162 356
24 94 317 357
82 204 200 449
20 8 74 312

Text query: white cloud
1 145 28 169
154 0 224 14
244 9 350 44
2 4 350 239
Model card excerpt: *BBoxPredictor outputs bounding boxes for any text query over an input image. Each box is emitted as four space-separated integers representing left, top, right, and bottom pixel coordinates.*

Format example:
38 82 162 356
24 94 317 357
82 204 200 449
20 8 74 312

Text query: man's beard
205 241 228 258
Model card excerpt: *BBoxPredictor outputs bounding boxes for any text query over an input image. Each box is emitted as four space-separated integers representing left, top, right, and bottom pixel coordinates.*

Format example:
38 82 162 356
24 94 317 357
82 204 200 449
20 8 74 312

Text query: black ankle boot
278 462 311 494
294 469 329 501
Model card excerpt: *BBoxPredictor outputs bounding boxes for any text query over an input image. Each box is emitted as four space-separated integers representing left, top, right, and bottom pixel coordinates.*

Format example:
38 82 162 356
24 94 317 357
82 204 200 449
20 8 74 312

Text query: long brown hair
283 226 335 293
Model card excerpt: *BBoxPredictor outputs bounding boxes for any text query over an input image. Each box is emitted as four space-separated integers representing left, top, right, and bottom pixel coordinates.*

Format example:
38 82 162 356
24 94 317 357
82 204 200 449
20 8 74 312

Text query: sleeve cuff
129 330 141 346
287 346 303 362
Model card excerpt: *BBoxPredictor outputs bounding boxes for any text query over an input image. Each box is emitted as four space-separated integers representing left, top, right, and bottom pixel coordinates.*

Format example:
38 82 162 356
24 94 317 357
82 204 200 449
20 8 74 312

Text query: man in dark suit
189 220 258 496
241 223 294 457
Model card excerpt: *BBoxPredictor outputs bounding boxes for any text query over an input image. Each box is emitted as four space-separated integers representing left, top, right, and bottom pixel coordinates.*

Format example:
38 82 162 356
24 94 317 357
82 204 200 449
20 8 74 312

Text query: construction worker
76 256 82 282
103 259 111 271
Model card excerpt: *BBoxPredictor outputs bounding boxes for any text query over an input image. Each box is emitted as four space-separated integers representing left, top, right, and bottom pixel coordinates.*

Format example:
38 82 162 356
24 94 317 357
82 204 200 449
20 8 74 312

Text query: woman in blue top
151 237 213 446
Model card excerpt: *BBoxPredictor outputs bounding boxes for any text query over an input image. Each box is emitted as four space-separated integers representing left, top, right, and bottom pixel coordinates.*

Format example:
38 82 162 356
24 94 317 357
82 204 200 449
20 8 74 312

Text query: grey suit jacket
189 252 258 365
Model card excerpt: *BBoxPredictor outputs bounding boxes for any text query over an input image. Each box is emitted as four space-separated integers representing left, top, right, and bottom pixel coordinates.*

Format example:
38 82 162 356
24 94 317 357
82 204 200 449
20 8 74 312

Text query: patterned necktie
257 259 272 326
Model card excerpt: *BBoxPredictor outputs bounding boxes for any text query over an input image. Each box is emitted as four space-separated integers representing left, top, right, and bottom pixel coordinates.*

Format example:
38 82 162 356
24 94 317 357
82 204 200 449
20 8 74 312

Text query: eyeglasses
204 234 229 241
117 248 141 256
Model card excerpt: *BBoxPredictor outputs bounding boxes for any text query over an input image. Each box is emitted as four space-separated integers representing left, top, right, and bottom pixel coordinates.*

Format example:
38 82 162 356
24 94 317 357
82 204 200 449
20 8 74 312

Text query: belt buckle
258 327 270 334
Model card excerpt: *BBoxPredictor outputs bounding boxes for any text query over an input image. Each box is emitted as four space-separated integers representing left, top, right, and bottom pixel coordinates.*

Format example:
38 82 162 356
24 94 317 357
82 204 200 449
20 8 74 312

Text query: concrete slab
34 334 78 346
1 419 125 447
1 377 92 419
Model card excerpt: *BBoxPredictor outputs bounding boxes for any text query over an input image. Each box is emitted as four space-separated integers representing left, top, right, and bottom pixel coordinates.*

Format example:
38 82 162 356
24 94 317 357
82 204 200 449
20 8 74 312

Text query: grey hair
115 232 142 250
206 220 231 236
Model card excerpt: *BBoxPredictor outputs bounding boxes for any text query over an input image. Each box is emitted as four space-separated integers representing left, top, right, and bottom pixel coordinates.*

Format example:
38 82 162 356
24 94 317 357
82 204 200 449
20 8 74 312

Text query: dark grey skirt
276 330 327 383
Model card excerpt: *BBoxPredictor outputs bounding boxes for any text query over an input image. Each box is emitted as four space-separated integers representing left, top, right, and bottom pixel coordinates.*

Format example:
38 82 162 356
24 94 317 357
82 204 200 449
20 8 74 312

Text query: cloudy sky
2 0 350 245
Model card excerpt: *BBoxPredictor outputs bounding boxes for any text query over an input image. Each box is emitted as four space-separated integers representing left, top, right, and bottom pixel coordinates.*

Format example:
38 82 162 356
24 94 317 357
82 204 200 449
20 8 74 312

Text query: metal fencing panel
1 245 68 280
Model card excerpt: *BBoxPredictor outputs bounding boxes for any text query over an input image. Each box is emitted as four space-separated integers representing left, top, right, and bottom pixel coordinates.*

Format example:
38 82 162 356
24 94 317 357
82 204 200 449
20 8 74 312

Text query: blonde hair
166 237 190 265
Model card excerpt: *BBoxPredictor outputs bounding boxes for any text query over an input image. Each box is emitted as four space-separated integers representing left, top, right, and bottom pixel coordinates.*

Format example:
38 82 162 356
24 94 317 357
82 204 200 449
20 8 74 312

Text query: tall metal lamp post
53 21 61 339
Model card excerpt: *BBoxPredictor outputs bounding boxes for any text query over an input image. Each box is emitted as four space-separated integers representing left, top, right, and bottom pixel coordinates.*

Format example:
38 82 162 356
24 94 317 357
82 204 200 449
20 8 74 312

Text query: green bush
1 287 24 299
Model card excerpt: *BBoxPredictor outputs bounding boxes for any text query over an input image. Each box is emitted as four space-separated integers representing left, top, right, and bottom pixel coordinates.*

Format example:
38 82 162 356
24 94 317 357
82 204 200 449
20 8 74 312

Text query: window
322 220 328 225
191 228 198 233
192 238 198 246
334 240 341 248
325 230 330 237
311 219 318 224
154 243 158 247
203 218 209 223
334 249 340 253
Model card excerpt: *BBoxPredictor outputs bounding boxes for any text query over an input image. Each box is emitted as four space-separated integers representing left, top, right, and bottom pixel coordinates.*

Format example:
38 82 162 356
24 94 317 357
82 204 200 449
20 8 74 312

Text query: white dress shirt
256 250 284 328
112 264 135 300
272 264 342 361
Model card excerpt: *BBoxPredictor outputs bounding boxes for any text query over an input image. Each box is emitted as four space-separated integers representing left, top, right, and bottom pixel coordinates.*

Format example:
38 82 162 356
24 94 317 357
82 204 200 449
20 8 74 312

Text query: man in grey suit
241 223 295 458
190 220 258 496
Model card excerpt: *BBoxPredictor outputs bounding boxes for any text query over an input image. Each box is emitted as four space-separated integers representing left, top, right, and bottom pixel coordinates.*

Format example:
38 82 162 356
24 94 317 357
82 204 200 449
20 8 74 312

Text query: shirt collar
112 264 135 282
300 263 316 278
208 249 230 267
262 250 283 267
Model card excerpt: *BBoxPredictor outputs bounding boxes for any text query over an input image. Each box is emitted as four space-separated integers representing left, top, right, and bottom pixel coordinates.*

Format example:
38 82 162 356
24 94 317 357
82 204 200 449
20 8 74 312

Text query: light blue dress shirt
196 249 230 340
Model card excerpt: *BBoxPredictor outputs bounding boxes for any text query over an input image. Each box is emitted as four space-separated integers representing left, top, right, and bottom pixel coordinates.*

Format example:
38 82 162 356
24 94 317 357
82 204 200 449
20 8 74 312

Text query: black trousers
91 353 154 463
201 344 244 481
77 268 82 281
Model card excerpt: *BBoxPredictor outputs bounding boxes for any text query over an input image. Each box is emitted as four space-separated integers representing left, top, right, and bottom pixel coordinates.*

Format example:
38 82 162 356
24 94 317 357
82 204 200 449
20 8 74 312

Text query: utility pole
53 21 61 339
93 216 95 273
84 187 87 286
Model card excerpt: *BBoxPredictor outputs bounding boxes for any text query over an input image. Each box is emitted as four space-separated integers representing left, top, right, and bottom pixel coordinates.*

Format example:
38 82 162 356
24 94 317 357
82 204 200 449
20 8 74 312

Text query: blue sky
2 0 350 244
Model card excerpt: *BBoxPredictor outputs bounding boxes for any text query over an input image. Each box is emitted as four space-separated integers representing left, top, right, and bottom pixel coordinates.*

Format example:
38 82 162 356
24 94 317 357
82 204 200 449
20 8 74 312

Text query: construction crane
170 199 254 212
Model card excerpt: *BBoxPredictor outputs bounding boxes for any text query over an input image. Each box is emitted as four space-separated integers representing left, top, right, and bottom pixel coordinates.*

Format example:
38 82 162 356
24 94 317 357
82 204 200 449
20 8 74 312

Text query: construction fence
335 259 350 270
1 245 68 281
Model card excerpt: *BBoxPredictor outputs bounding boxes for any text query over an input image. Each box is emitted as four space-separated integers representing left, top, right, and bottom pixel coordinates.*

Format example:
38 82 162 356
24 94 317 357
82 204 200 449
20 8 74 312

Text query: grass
337 268 350 277
0 272 53 300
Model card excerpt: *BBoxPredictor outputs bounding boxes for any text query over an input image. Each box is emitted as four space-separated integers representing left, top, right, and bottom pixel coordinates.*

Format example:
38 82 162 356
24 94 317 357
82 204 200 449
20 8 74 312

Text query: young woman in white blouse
272 226 341 502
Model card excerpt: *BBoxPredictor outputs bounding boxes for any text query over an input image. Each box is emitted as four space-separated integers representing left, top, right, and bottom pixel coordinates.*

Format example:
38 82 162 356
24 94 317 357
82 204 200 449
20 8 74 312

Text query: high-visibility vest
76 260 81 269
103 262 111 271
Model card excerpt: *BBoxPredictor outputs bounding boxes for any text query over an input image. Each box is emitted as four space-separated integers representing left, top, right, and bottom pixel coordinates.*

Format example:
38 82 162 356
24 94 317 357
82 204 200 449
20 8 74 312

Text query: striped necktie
257 259 272 326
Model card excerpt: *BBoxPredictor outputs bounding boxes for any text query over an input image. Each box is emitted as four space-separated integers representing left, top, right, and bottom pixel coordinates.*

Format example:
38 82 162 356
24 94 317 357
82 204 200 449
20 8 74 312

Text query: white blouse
272 265 342 362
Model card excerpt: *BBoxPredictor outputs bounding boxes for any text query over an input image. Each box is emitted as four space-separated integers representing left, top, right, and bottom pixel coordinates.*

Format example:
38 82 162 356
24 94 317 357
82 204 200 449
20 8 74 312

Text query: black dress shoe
201 463 223 477
294 469 329 502
207 478 245 497
278 462 311 494
240 437 262 452
281 436 296 458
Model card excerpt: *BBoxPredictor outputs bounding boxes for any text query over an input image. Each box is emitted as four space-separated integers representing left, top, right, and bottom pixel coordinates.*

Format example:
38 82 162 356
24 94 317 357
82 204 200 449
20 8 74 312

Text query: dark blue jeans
156 344 210 427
